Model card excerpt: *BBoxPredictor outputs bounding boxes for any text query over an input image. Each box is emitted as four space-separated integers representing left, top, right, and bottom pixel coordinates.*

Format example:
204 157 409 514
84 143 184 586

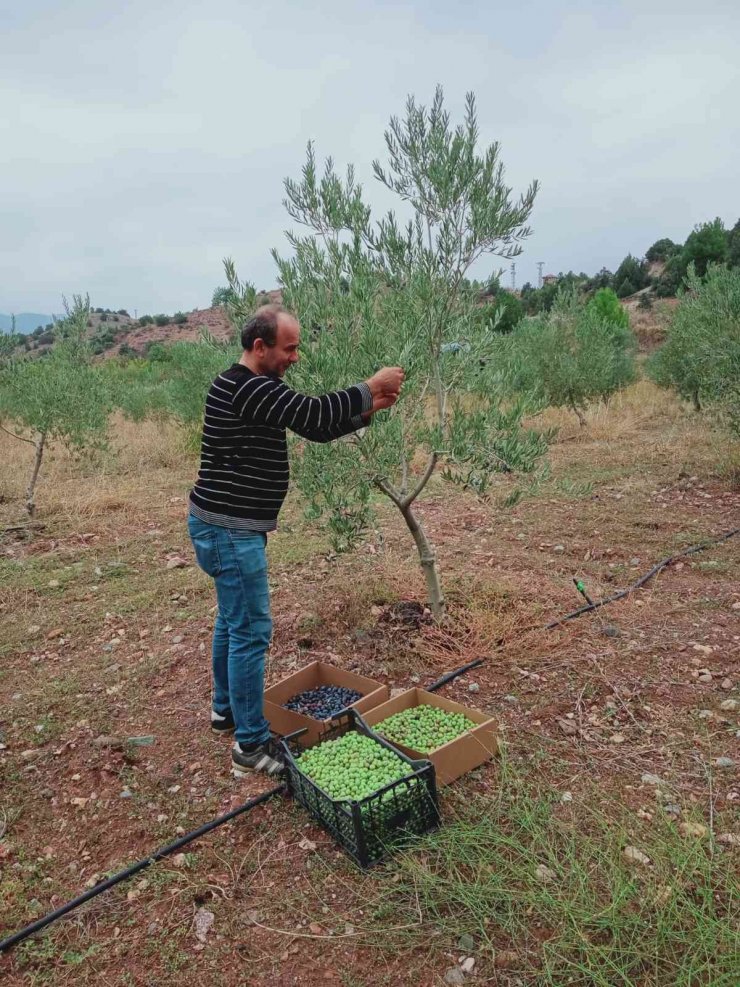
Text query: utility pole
510 263 516 292
537 262 544 289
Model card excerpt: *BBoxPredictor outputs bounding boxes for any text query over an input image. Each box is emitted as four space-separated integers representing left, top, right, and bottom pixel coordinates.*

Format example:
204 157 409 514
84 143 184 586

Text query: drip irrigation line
426 658 485 692
544 526 739 630
425 525 740 690
0 785 284 955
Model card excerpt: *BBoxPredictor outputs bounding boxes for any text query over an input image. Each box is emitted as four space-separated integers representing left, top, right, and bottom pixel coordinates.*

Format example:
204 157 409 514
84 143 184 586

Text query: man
188 304 404 776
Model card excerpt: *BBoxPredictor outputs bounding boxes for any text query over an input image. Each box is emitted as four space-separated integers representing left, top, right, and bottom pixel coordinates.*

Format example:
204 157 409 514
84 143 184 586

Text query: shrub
586 288 629 330
153 314 170 327
117 309 129 316
649 264 740 430
212 286 237 308
172 311 188 325
138 315 154 326
471 290 523 335
99 312 108 322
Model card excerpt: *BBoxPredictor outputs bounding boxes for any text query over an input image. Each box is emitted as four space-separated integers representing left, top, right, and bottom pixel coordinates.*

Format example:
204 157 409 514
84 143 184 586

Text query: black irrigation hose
543 526 740 630
426 658 485 693
0 785 284 955
3 527 737 955
426 526 740 689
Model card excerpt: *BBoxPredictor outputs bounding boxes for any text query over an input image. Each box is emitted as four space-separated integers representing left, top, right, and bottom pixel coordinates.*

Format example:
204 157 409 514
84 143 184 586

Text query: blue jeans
187 514 272 747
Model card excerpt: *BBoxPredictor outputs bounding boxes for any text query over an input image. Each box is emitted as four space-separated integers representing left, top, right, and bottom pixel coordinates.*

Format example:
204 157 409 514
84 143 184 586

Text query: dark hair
240 304 290 351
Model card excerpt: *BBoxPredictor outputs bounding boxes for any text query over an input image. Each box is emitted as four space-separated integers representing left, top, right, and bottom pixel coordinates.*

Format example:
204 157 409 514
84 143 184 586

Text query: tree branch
402 451 438 509
0 423 36 445
373 475 404 509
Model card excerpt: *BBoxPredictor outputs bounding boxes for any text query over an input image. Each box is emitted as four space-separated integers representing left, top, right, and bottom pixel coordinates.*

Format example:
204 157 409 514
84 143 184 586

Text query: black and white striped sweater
189 363 372 531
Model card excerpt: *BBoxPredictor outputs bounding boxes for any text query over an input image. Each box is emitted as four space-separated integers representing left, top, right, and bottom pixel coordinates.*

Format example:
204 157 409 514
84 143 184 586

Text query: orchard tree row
1 88 737 619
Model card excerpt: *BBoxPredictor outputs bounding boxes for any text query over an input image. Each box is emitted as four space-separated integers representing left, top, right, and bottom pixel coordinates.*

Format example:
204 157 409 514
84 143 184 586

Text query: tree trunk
374 451 445 620
569 400 587 427
399 501 445 620
692 390 702 412
26 432 46 517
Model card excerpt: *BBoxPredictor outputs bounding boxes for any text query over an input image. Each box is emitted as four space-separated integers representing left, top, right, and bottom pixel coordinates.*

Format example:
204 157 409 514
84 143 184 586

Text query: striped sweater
189 363 373 531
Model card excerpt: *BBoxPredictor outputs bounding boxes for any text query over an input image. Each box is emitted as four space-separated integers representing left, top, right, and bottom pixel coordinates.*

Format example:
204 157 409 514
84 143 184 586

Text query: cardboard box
264 661 390 747
361 688 498 785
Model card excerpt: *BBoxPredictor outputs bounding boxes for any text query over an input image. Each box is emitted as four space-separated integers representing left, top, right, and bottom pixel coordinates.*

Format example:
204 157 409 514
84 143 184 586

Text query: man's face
254 315 301 378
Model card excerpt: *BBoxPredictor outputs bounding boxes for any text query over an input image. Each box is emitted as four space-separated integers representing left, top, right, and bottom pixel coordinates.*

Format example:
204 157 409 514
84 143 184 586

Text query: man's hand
366 366 405 400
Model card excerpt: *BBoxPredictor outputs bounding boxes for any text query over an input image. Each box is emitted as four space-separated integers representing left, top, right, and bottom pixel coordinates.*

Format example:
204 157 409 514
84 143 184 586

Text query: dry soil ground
0 382 738 986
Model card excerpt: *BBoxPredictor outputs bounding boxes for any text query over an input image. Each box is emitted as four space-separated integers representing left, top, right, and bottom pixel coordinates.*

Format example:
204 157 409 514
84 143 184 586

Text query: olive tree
226 87 546 619
649 263 740 428
0 295 112 515
500 289 636 426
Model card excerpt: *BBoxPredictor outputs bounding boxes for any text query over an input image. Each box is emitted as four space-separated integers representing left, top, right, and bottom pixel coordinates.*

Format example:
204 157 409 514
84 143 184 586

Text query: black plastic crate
278 708 440 868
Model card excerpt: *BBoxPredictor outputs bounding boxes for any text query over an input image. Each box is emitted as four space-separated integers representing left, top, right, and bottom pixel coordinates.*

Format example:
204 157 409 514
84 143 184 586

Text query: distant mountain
0 313 54 334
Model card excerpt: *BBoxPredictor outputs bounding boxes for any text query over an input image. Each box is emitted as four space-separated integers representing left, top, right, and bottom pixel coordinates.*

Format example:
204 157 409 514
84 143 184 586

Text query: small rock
171 853 187 867
468 683 480 694
678 822 707 839
560 791 573 803
641 773 664 786
697 673 713 683
458 933 476 952
535 863 557 883
558 718 578 736
720 678 733 691
444 968 465 986
693 644 713 655
602 625 621 638
553 545 565 554
126 736 155 747
720 699 737 712
623 845 651 866
503 694 518 703
46 628 64 640
732 601 740 611
610 732 626 744
460 957 475 976
697 710 714 720
47 580 60 589
166 557 190 570
717 832 740 847
663 803 681 817
119 789 133 799
92 735 124 749
715 757 735 769
194 907 215 942
171 635 184 644
630 557 640 566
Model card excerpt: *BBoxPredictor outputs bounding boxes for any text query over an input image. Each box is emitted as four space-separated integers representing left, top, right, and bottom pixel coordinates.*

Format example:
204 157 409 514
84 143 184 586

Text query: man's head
240 304 300 378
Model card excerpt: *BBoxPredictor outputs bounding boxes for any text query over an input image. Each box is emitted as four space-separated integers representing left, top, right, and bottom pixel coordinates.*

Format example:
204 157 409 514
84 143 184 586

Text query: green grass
373 757 738 986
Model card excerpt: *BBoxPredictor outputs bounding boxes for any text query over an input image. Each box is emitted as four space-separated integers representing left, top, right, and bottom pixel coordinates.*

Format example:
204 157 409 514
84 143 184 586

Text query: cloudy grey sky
2 0 738 315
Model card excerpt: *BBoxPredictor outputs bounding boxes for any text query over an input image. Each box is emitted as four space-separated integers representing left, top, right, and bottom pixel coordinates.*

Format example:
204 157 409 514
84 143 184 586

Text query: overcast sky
2 0 738 315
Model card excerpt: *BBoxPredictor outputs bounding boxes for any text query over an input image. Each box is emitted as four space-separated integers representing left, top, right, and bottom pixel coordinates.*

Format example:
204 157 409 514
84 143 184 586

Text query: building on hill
542 274 558 285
